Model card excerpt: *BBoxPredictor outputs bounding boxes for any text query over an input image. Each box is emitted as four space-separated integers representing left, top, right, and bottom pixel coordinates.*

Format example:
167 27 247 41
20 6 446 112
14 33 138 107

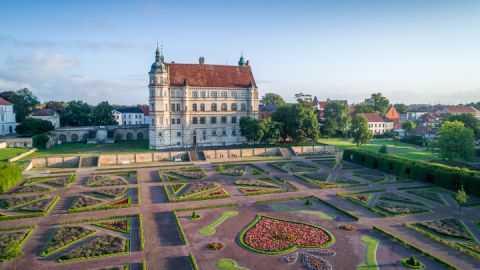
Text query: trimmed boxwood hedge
0 162 22 194
342 149 480 196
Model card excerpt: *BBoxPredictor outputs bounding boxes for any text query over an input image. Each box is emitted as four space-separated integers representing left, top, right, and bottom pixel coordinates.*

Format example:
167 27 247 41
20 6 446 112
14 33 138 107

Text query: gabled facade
113 107 146 126
148 48 259 149
363 113 394 135
31 108 60 128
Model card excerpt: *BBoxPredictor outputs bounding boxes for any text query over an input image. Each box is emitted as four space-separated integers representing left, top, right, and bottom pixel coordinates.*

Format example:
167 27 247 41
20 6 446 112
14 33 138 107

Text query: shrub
0 163 22 193
343 149 480 196
379 145 388 154
32 134 49 149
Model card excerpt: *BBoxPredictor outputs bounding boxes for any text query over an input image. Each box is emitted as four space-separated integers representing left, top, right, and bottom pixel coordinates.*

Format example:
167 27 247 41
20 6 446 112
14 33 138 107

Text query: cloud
0 51 146 104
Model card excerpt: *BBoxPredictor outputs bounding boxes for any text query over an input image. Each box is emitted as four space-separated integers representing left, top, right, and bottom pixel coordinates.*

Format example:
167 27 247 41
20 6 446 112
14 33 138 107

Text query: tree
353 102 374 114
438 121 475 161
322 101 351 137
294 92 313 107
445 113 480 140
44 101 66 112
260 93 285 107
33 134 50 149
4 88 40 122
0 90 15 101
456 185 468 214
259 118 282 144
365 92 390 114
401 120 416 135
350 114 373 146
394 103 408 114
239 117 263 144
15 118 54 136
91 101 117 125
272 104 320 142
61 101 91 126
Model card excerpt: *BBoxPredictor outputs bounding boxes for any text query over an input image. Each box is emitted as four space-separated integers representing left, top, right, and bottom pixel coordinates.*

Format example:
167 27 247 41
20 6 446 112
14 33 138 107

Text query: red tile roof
447 106 478 114
386 105 399 120
32 108 57 117
363 113 386 122
139 105 149 116
0 97 12 105
166 63 256 88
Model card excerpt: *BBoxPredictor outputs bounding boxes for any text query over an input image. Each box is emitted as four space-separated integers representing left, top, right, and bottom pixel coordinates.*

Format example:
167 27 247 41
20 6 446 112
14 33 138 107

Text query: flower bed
340 162 363 170
13 184 54 194
165 174 181 182
302 252 332 270
280 252 298 264
238 187 282 195
353 170 385 182
307 249 336 257
407 189 446 204
302 172 329 181
239 215 334 254
192 189 229 200
93 219 130 234
214 164 247 176
374 201 429 216
179 182 219 198
378 192 423 205
415 218 474 241
56 234 128 262
91 187 128 198
206 242 224 251
170 167 207 179
43 176 76 187
1 194 47 209
109 197 131 207
459 242 480 254
332 176 363 186
42 226 98 256
170 183 186 195
69 195 107 210
17 196 58 212
269 162 318 173
233 179 279 188
312 159 338 168
90 177 129 187
0 230 33 262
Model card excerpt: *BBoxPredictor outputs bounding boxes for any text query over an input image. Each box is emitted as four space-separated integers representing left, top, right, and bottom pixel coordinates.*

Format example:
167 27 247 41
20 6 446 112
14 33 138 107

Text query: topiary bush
401 255 425 269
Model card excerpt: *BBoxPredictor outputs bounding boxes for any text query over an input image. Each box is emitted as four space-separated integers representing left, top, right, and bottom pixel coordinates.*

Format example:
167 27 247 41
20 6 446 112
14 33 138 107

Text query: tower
148 46 170 149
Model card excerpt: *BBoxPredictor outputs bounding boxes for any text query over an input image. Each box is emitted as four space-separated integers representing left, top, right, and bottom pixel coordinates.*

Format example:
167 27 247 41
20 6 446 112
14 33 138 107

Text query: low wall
291 145 338 156
0 142 6 149
8 148 37 162
203 147 281 160
31 156 81 168
98 151 188 166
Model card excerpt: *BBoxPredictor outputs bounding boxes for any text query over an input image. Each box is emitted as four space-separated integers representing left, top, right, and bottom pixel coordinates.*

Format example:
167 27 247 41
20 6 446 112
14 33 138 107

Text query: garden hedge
0 162 22 193
189 252 199 270
342 149 480 196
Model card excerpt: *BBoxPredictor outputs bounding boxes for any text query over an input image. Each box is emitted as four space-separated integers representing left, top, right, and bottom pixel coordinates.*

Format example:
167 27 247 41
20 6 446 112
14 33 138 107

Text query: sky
0 0 479 105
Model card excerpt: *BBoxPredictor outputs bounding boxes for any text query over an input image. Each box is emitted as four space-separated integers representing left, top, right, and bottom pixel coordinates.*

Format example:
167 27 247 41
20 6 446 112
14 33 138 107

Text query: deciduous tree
239 117 263 144
259 118 282 144
437 121 475 161
350 114 372 146
15 118 54 136
260 93 285 107
444 113 480 140
61 101 92 126
401 120 416 135
322 101 351 137
365 92 390 114
91 101 117 125
3 88 40 122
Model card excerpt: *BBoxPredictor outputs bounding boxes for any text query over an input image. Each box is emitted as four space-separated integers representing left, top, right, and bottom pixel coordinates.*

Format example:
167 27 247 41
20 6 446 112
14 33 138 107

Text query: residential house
0 97 16 136
31 108 61 128
363 113 394 135
113 107 146 125
438 106 480 119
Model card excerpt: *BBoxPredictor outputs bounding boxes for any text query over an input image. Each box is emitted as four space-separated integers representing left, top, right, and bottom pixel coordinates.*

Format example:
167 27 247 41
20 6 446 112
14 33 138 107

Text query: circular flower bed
337 224 357 231
302 252 332 270
206 242 224 251
239 215 334 254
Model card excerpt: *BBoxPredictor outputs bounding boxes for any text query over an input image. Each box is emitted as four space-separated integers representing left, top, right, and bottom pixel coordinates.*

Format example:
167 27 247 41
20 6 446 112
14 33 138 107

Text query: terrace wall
98 151 188 166
203 147 281 160
31 156 80 168
291 145 337 156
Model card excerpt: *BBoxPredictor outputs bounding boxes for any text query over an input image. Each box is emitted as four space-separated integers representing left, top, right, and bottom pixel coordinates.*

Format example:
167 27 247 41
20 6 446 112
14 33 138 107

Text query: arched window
171 103 175 111
221 103 227 111
192 103 197 111
241 103 247 111
200 103 205 111
71 134 78 142
59 134 67 142
127 133 133 140
211 103 217 111
137 133 144 140
231 103 238 111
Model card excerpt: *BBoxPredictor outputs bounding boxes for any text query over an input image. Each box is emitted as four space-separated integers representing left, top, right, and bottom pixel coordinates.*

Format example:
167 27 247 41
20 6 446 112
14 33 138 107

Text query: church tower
148 46 170 149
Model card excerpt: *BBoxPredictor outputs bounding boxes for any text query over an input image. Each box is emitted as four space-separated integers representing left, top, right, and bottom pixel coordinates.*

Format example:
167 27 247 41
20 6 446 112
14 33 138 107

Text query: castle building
0 97 16 136
148 47 259 149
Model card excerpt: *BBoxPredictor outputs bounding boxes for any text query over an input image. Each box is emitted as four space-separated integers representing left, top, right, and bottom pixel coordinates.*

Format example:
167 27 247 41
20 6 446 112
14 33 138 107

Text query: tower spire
238 52 245 66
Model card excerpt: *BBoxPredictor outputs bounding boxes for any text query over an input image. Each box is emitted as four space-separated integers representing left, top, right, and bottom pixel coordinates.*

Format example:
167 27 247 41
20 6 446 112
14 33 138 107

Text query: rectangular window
222 129 227 136
192 91 198 98
211 117 217 124
231 116 237 124
192 117 198 124
232 130 236 136
221 116 227 124
177 118 181 124
171 119 176 124
177 132 182 137
200 117 206 124
200 91 206 98
176 104 180 111
231 91 238 98
211 91 217 98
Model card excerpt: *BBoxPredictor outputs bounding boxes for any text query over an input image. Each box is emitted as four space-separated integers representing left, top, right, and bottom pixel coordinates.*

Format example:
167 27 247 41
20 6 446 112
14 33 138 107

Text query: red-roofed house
31 108 60 128
385 105 401 129
438 106 480 118
0 97 16 135
148 48 259 149
363 113 394 135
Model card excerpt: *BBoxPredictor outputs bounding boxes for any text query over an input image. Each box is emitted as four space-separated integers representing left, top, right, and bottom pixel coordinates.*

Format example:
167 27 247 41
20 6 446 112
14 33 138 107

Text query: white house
31 108 61 128
363 113 394 135
113 107 146 125
0 97 16 136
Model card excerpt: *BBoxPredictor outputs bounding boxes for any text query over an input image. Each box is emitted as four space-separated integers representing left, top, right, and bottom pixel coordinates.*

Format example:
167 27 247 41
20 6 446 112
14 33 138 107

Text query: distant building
259 104 278 119
363 113 394 135
313 96 328 119
113 107 147 125
138 105 150 125
0 97 16 136
385 105 400 129
438 106 480 118
406 109 428 121
31 108 60 128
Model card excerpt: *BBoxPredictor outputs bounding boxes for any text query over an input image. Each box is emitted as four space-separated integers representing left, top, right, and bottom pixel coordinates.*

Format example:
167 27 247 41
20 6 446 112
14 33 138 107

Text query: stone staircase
80 156 98 167
189 151 206 161
280 147 296 157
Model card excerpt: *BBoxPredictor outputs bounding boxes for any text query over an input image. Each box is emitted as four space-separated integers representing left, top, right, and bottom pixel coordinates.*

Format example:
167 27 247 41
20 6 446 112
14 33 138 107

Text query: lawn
357 235 379 270
23 140 152 159
0 148 30 161
198 211 238 236
317 138 439 161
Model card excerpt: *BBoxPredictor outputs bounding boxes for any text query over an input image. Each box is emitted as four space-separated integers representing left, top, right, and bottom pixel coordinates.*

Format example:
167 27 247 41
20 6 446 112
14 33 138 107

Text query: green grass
198 211 238 236
0 148 30 161
216 259 248 270
272 205 335 219
357 235 379 270
23 140 152 159
318 138 439 161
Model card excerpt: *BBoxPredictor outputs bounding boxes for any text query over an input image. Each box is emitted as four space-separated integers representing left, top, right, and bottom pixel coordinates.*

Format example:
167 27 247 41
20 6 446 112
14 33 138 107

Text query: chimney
199 57 205 64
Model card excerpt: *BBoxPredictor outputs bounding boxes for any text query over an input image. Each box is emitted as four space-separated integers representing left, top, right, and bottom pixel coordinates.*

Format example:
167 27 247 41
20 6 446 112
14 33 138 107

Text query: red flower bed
353 194 371 203
96 220 129 233
240 215 333 254
110 198 130 206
